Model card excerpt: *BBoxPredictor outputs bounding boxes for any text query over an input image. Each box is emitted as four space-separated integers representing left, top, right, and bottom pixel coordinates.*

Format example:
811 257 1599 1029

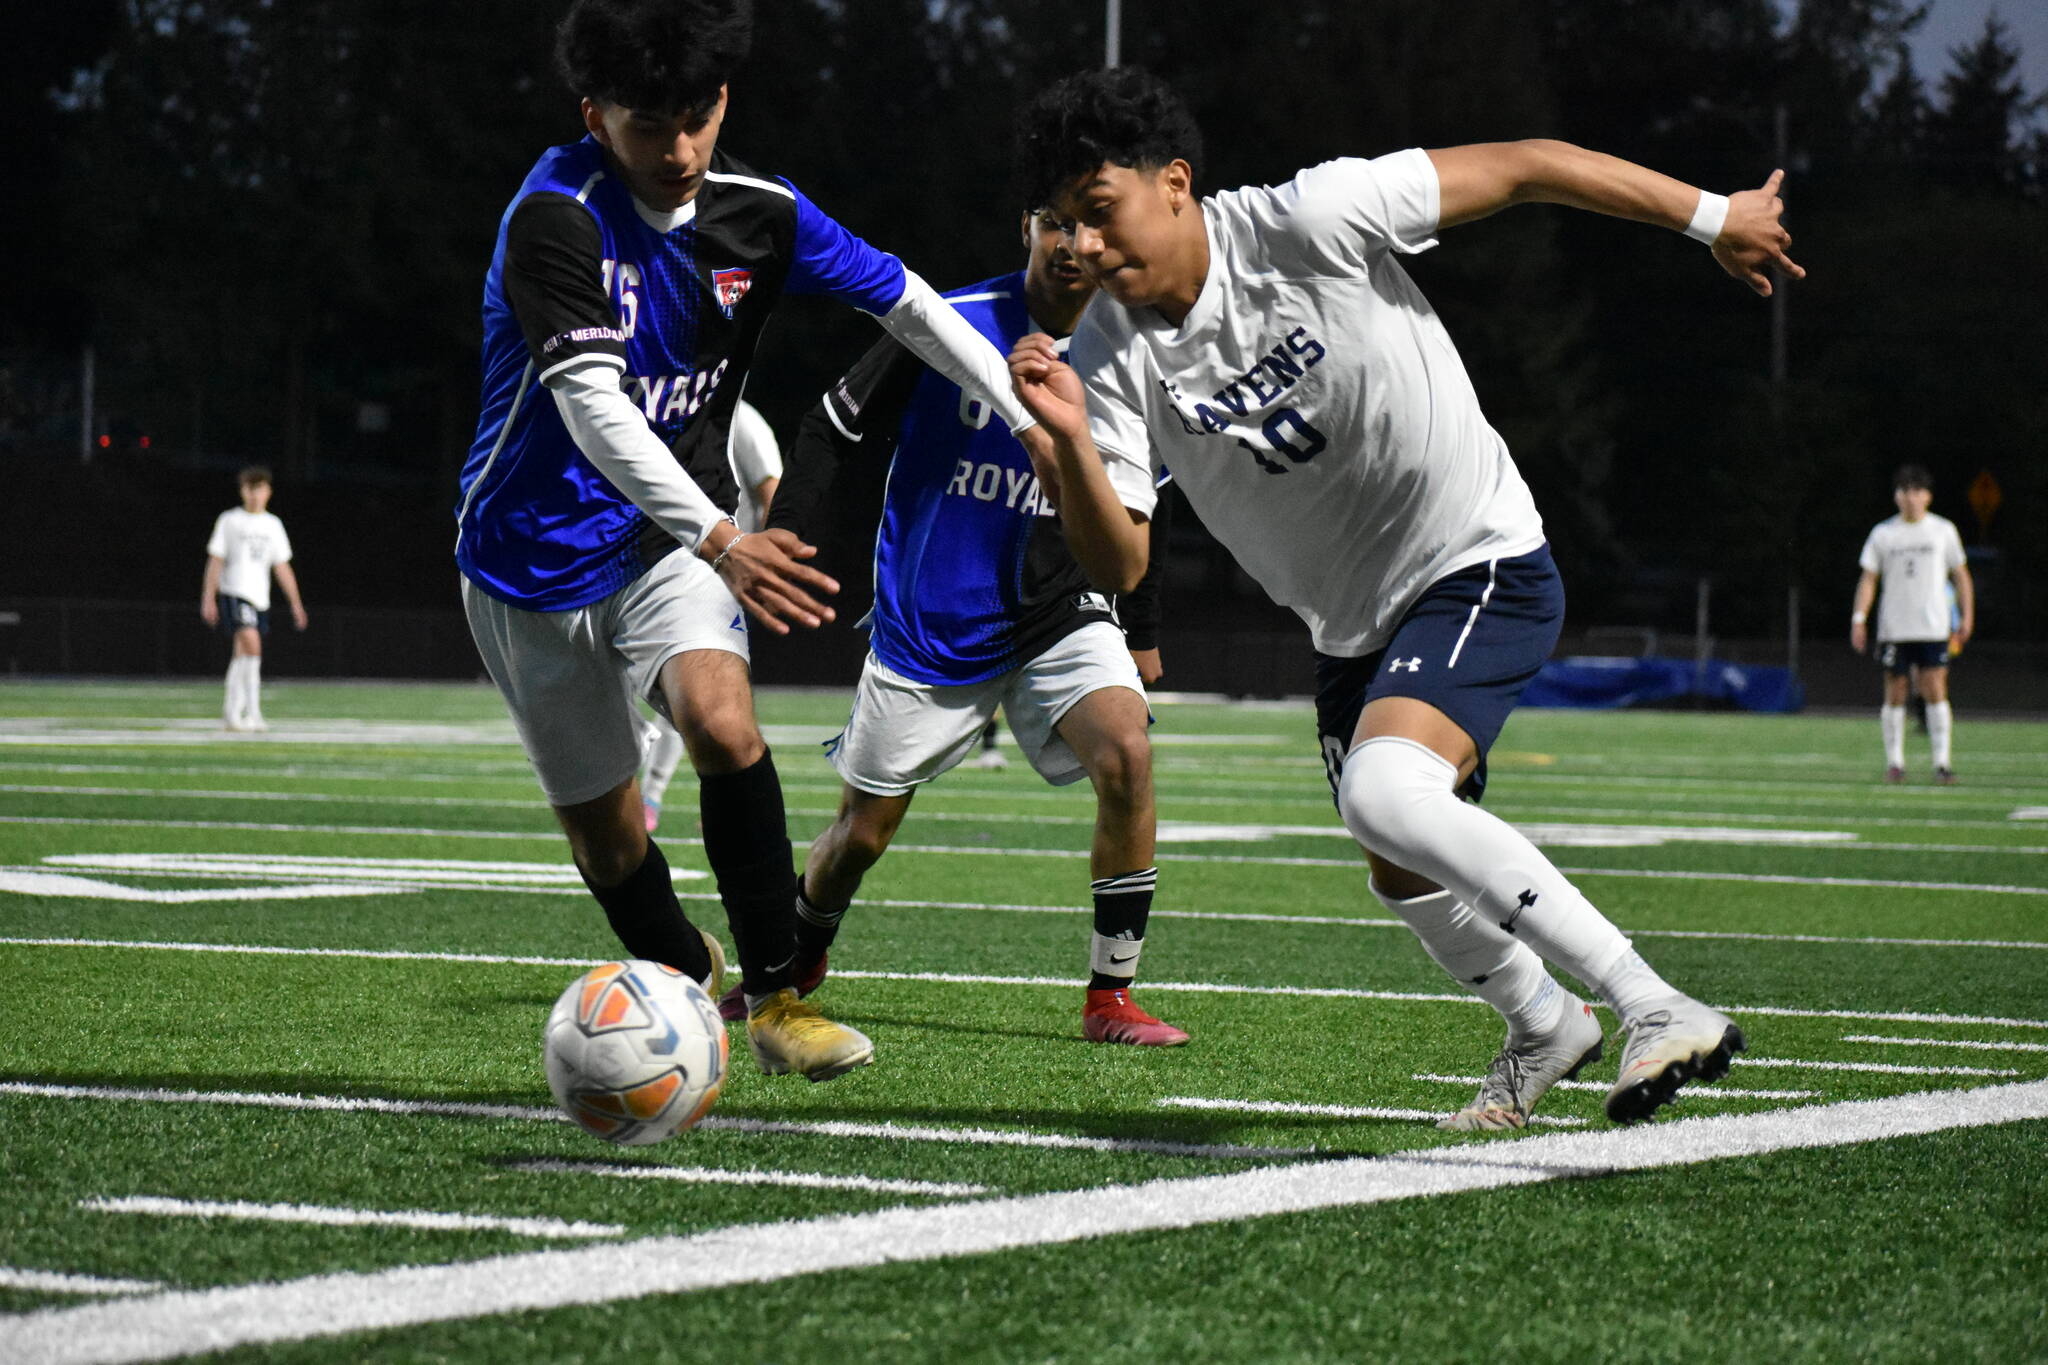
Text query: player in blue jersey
455 0 1040 1082
749 209 1189 1047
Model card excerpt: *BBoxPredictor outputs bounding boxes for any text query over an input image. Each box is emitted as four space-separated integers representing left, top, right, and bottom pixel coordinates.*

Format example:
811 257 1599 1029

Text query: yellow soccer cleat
746 988 874 1082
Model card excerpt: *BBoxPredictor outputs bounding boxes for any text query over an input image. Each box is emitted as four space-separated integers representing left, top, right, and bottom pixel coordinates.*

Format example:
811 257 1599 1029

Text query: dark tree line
6 0 2043 637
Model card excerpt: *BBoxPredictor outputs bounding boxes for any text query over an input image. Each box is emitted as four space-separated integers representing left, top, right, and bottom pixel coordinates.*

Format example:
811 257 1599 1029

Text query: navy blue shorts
1315 544 1563 803
216 594 269 638
1878 640 1950 676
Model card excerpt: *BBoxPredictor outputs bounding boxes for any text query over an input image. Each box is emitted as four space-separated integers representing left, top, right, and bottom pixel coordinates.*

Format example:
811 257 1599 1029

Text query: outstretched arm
1428 140 1804 296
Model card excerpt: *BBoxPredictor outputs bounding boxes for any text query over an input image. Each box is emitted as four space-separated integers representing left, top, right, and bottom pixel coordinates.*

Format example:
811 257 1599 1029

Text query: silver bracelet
708 530 748 573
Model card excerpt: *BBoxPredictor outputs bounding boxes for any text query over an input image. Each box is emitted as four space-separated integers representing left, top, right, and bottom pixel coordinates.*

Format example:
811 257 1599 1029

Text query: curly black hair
554 0 752 116
1014 67 1203 209
1893 464 1934 492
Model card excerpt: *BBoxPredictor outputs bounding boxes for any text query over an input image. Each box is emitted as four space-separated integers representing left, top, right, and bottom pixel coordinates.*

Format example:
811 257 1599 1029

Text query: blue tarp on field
1523 656 1804 713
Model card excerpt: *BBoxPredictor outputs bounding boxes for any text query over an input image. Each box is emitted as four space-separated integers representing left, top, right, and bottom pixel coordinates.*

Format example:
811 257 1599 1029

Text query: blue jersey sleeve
784 182 907 316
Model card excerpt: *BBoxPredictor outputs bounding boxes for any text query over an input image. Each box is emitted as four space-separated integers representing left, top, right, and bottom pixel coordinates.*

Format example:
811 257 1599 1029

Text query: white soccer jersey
206 508 293 611
727 399 783 533
1858 512 1965 642
1069 149 1544 657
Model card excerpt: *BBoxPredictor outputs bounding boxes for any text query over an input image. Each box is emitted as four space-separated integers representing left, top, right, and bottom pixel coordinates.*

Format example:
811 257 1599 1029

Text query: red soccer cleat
1083 988 1190 1047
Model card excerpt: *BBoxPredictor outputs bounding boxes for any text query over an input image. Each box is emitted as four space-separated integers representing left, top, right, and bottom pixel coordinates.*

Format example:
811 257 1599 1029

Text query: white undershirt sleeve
878 270 1038 435
550 361 726 552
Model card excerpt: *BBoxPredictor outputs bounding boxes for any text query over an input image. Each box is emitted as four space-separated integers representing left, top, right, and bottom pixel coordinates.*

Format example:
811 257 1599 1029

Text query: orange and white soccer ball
543 960 729 1144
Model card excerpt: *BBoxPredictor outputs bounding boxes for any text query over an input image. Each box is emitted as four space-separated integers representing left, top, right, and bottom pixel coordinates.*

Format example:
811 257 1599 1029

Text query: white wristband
1851 612 1867 625
1685 190 1729 245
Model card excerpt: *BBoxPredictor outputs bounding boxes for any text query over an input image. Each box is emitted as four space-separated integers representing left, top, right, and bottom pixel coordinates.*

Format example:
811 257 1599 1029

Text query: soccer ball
543 959 729 1145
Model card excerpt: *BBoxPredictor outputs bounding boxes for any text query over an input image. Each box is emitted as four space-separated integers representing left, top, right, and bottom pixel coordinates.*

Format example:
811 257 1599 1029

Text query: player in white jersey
1006 68 1803 1127
639 398 782 831
199 466 308 732
1850 465 1974 784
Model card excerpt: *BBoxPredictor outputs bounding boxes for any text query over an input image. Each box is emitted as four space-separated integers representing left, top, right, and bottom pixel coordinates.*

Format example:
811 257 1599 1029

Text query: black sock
579 840 712 980
699 750 797 996
1087 867 1157 991
793 878 847 969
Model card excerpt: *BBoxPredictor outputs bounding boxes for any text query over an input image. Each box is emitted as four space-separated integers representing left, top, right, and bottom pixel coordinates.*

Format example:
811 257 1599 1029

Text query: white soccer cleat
972 748 1008 770
1440 996 1604 1132
1605 997 1746 1124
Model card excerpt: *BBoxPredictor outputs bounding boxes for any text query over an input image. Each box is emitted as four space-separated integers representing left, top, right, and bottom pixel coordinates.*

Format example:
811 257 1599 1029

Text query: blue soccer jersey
457 137 908 611
773 271 1163 686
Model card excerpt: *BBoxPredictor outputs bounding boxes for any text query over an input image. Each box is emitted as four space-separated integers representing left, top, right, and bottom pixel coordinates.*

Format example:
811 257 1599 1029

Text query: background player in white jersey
1007 67 1802 1127
1850 464 1974 784
199 466 307 732
639 397 781 832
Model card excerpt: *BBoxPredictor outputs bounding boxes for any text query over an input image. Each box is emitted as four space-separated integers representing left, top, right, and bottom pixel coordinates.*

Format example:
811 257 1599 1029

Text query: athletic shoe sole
1604 1022 1746 1124
749 1038 874 1083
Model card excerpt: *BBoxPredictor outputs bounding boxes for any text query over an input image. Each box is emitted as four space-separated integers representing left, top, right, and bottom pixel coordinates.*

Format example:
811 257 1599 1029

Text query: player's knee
1086 732 1151 807
1337 737 1455 859
673 700 764 774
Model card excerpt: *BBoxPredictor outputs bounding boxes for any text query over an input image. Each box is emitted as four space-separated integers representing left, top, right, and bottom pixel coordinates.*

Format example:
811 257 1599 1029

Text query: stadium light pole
1106 0 1121 66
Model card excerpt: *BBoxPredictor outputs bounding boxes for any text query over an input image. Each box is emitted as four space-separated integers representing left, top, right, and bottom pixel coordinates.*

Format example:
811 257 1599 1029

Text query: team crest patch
712 267 753 317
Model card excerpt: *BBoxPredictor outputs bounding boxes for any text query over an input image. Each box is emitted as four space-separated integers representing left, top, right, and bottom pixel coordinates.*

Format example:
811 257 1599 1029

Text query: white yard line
0 1083 1311 1162
511 1161 990 1198
19 857 2048 950
7 1081 2046 1364
0 1269 163 1297
1411 1074 1818 1100
1733 1057 2018 1077
77 1196 620 1241
1842 1034 2048 1054
5 939 2048 1032
8 813 2047 894
1155 1096 1587 1127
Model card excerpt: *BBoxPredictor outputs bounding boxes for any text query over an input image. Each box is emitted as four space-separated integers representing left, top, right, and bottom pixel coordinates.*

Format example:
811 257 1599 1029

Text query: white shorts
463 551 749 806
827 621 1146 796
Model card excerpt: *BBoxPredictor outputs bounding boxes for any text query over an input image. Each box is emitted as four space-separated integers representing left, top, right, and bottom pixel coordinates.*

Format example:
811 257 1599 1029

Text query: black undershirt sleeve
503 193 628 378
769 335 925 544
1118 485 1171 652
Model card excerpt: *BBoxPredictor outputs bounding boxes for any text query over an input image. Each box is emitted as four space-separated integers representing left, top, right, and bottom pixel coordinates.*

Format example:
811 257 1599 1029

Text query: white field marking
0 1269 164 1297
0 872 406 903
1733 1057 2020 1077
13 813 2048 897
1412 1074 1819 1101
16 855 2048 951
2014 807 2048 820
0 814 553 841
40 852 704 885
1843 1034 2048 1054
0 721 521 748
1152 821 1860 848
78 1195 621 1241
511 1160 991 1198
0 1083 1312 1162
1155 1096 1587 1127
16 770 2048 849
0 783 538 809
7 940 2048 1034
11 1082 2048 1365
1554 866 2048 898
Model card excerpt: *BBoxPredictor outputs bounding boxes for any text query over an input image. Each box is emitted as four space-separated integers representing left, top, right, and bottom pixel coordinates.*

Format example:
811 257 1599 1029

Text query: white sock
642 726 687 807
223 658 243 722
1927 701 1953 770
1371 883 1565 1038
242 655 264 722
1339 736 1679 1025
1881 704 1906 768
